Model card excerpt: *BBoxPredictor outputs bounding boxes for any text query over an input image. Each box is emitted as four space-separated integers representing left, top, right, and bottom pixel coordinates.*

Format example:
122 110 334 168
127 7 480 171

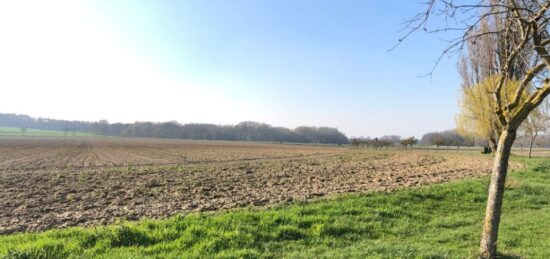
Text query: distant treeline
0 113 349 144
420 129 475 147
352 131 478 149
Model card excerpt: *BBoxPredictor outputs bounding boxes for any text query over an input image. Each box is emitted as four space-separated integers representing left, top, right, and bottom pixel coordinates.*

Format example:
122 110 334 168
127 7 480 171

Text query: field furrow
0 137 508 234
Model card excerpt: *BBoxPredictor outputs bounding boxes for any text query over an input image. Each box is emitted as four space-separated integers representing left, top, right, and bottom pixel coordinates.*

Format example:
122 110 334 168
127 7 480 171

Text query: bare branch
507 62 547 111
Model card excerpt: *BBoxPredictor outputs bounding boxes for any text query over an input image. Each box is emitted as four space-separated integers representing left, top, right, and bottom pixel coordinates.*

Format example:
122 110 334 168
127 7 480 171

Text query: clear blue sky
0 0 462 138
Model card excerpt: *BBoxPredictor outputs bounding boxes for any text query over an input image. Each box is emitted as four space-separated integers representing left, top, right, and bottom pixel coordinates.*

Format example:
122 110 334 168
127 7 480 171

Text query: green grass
0 127 92 137
1 157 549 258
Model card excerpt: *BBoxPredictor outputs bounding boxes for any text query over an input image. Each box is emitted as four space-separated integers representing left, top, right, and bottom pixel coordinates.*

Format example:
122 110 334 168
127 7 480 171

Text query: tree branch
507 62 547 111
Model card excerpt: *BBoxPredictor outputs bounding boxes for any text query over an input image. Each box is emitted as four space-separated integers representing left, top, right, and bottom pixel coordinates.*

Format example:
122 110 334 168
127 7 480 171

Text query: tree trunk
480 129 516 258
528 134 537 159
488 137 498 153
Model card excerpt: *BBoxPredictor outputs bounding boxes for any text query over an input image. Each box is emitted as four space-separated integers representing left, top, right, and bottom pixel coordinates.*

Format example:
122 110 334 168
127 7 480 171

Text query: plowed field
0 137 506 234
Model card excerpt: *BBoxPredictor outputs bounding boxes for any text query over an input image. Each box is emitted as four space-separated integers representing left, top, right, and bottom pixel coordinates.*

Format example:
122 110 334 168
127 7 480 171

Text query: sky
0 0 464 138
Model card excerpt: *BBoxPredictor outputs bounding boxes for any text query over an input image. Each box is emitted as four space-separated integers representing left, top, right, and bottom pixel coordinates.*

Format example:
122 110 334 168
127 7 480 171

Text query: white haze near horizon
0 1 260 125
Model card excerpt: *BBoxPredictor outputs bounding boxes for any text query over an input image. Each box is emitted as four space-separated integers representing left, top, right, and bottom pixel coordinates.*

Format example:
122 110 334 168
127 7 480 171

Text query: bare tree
401 1 550 257
400 137 418 150
456 16 504 151
399 138 409 149
351 138 361 149
379 139 394 149
521 102 549 158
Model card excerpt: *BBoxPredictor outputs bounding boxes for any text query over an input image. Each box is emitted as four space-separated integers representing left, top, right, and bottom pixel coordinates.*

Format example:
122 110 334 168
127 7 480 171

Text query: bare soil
0 137 508 234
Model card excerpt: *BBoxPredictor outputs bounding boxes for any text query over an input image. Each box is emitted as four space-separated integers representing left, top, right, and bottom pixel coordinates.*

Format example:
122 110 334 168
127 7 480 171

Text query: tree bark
480 129 517 258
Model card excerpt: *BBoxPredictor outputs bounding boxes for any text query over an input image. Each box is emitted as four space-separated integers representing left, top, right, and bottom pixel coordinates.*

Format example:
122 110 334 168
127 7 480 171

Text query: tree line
420 130 475 150
0 113 349 144
350 135 418 149
351 131 477 151
354 128 550 153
